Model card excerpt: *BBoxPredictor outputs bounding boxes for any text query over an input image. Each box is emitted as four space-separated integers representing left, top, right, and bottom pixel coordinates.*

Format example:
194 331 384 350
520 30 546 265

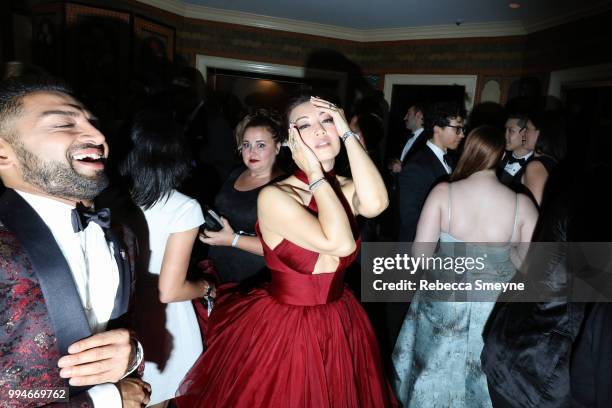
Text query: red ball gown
176 171 397 407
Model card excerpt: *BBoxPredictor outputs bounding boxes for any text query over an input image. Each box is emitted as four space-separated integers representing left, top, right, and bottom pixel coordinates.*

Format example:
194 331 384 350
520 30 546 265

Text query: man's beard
13 142 109 201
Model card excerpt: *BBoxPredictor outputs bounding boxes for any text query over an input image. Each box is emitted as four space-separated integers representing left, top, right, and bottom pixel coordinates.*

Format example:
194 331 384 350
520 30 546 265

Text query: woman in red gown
176 94 397 407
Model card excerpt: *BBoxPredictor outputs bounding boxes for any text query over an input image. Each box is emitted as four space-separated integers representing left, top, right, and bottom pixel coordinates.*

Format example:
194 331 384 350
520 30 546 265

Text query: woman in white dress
119 111 213 405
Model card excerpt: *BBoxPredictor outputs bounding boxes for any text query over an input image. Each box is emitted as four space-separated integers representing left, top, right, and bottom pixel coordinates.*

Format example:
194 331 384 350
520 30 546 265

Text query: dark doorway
207 67 341 112
385 84 465 161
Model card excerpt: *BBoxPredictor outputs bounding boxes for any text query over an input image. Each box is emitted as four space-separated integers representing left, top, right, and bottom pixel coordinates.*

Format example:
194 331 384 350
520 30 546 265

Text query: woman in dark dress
200 109 284 282
521 111 566 205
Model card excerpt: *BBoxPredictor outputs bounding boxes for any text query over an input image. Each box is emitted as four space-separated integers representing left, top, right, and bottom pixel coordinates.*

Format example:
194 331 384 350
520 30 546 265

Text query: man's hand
388 158 402 174
117 378 151 408
58 328 134 386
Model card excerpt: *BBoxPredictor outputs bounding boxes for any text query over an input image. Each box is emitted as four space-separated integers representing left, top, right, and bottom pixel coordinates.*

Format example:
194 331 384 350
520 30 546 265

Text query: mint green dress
392 189 518 407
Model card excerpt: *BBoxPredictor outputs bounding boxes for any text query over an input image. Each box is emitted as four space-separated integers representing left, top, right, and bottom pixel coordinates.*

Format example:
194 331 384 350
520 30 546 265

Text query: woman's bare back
441 172 526 243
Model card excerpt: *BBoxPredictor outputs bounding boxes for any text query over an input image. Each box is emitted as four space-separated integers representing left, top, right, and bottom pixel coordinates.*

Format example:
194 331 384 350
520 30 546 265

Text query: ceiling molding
523 0 612 33
137 0 186 16
184 3 366 40
364 22 525 41
135 0 606 41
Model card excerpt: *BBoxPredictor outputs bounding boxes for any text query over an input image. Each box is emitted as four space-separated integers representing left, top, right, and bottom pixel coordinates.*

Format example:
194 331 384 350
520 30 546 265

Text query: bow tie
71 203 111 233
508 155 528 166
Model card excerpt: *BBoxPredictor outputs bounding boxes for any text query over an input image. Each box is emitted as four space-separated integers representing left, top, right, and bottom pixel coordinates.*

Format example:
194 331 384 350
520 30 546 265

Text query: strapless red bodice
256 169 360 306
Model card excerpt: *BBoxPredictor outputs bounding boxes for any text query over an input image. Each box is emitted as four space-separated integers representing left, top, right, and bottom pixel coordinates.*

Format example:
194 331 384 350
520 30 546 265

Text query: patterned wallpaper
25 0 611 104
177 18 526 77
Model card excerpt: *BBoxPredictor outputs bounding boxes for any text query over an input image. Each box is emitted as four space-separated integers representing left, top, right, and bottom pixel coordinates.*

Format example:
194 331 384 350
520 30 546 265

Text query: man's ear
0 137 17 169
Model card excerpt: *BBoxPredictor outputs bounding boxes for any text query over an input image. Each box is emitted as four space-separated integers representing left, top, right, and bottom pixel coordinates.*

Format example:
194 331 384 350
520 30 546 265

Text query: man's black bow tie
507 155 528 166
71 203 111 233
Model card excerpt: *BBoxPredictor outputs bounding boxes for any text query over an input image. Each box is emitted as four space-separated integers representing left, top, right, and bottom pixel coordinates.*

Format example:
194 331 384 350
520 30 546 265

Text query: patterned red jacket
0 189 137 407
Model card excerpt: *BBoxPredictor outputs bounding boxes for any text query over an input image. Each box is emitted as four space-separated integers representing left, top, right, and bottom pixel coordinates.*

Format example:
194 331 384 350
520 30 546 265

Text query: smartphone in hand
203 207 223 232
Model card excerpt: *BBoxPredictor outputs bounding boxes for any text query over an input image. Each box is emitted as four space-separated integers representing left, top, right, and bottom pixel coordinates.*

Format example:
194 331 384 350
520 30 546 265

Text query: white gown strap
510 193 519 242
447 184 452 235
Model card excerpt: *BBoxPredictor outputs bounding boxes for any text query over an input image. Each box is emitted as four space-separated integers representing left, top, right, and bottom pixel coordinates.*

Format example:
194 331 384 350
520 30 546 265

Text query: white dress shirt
426 140 452 174
400 127 424 162
503 151 534 176
16 190 122 407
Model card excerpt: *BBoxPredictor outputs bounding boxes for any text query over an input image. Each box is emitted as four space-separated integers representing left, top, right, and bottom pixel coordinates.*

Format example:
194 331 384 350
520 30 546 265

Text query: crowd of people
0 62 609 408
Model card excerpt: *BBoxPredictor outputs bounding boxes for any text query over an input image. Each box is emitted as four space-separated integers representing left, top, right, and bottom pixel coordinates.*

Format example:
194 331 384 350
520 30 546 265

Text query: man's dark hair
409 103 425 116
0 75 73 143
119 110 191 209
425 101 466 134
506 111 529 129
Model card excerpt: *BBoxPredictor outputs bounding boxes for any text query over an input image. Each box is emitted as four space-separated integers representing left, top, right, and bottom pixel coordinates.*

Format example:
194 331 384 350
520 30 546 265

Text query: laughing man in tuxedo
0 76 150 407
498 112 535 190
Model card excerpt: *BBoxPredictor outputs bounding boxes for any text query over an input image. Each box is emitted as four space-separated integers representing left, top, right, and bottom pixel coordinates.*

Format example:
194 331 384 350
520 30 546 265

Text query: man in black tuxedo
382 104 427 241
382 102 465 357
398 101 465 242
0 76 149 407
497 112 534 189
388 103 427 174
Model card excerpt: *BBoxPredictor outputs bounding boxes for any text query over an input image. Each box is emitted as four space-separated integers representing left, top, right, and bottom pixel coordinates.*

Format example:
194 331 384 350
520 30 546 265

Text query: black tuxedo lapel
0 189 92 353
0 189 93 395
497 153 512 183
401 132 428 167
423 146 449 178
104 227 131 320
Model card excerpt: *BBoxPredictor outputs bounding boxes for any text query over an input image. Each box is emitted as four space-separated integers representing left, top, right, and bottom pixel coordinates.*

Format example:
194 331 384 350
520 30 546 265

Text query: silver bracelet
308 177 328 192
341 130 361 143
231 233 240 247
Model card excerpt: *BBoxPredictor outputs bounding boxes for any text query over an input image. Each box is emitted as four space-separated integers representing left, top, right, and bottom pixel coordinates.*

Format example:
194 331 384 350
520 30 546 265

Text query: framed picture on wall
133 16 175 70
64 3 131 119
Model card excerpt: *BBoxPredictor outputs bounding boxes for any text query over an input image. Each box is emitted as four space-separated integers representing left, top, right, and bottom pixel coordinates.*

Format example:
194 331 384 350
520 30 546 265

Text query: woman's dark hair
451 125 505 182
530 111 567 162
285 93 312 129
119 110 191 209
234 108 284 149
285 90 340 126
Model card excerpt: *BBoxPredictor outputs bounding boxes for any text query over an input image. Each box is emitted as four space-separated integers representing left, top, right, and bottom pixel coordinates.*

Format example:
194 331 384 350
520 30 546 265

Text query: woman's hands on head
287 124 323 179
309 96 351 137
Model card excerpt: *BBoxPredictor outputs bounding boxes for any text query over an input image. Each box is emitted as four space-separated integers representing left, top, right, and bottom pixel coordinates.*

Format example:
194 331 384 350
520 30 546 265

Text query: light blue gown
392 190 518 408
